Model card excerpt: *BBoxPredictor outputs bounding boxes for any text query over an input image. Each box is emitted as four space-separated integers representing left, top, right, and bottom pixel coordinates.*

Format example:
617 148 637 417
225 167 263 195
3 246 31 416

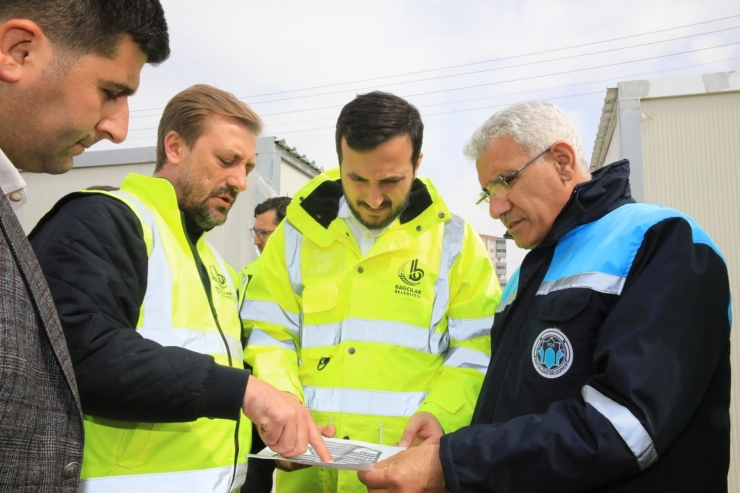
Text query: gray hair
463 101 589 174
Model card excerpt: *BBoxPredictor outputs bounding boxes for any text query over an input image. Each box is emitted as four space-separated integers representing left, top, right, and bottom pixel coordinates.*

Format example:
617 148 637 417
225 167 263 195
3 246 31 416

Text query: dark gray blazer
0 191 83 492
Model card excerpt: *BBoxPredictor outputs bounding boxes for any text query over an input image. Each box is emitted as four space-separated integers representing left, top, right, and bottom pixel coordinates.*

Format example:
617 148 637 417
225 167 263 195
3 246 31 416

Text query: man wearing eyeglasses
359 100 731 493
241 195 291 493
251 196 291 254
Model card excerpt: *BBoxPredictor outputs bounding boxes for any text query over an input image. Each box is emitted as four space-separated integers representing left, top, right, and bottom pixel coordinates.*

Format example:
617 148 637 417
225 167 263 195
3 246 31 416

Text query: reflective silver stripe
430 215 465 331
138 327 242 359
581 385 658 470
247 329 297 352
111 191 174 329
303 386 427 417
80 462 247 493
241 300 300 337
443 346 489 374
538 272 626 296
210 245 239 312
448 317 493 341
284 220 303 298
496 292 517 313
301 319 449 355
111 191 242 360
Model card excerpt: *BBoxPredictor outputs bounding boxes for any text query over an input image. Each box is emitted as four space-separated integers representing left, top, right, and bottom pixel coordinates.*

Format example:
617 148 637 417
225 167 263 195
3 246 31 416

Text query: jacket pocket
114 421 154 470
538 289 592 321
523 289 598 390
301 279 339 362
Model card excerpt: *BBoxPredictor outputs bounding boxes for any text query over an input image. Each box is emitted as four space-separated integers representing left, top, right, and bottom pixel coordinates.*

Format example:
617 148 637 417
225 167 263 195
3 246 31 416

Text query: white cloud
99 0 740 277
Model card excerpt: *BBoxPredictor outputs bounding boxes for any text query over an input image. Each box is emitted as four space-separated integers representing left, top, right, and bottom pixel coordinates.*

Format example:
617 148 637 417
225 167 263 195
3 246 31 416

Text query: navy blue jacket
440 160 731 492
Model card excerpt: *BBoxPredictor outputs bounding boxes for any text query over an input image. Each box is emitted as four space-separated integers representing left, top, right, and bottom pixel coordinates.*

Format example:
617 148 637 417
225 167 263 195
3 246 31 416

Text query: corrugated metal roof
590 87 618 171
274 138 323 173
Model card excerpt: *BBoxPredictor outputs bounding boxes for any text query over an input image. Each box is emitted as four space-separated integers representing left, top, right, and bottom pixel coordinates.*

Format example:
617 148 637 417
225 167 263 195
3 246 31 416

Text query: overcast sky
98 0 740 275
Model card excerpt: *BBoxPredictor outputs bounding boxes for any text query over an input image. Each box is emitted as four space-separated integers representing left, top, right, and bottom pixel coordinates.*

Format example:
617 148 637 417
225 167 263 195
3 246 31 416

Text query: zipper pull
317 357 330 370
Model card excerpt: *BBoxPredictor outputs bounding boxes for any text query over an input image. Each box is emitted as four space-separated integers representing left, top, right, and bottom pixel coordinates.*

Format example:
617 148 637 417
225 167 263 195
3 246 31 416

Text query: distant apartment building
479 234 507 288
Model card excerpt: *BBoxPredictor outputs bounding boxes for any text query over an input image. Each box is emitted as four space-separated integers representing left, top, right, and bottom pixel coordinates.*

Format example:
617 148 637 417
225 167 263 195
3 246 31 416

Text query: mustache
210 185 239 202
358 201 391 210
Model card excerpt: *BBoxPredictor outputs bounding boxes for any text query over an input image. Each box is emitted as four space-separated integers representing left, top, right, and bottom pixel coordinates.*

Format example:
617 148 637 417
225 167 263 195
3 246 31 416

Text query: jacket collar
299 171 434 229
539 159 635 248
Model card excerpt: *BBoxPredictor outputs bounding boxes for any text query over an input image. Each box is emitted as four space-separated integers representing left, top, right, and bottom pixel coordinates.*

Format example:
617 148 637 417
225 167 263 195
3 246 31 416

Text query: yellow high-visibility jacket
241 169 501 493
79 174 251 492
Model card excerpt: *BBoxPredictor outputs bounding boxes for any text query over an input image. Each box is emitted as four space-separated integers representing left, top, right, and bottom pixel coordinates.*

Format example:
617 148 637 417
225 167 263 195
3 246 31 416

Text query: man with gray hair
359 100 731 492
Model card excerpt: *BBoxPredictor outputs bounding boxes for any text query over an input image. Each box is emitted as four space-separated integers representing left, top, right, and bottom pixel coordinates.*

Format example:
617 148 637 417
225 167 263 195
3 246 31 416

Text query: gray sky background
98 0 740 275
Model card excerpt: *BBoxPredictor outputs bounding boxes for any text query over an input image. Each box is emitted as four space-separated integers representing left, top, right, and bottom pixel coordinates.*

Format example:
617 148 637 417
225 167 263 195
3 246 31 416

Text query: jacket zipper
181 217 240 492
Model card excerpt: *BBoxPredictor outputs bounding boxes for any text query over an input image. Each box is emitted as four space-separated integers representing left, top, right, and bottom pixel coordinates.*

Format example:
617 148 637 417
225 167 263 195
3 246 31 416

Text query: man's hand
275 424 335 472
241 376 333 462
358 444 446 493
397 412 444 447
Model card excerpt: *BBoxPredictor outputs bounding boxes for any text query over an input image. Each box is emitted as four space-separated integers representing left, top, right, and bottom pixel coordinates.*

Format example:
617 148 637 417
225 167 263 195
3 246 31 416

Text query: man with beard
29 84 332 493
240 91 500 493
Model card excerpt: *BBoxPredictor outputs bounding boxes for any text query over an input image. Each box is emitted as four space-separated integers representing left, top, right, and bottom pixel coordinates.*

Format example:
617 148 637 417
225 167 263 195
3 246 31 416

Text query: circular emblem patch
532 328 573 378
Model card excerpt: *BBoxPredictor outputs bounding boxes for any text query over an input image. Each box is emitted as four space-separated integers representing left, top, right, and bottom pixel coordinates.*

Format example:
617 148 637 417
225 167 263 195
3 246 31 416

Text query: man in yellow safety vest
241 91 501 493
30 84 331 493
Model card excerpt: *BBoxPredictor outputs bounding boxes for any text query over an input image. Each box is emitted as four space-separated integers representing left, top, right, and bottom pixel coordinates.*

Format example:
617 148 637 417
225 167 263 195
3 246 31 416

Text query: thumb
319 424 336 438
398 415 423 448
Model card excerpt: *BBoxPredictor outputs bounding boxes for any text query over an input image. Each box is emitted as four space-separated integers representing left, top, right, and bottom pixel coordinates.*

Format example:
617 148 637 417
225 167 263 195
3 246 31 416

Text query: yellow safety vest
242 168 501 493
79 174 250 493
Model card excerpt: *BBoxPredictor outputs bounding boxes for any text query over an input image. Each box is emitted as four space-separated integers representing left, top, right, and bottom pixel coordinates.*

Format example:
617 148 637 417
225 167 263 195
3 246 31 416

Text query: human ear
413 152 423 179
0 20 50 84
550 141 578 182
163 130 184 166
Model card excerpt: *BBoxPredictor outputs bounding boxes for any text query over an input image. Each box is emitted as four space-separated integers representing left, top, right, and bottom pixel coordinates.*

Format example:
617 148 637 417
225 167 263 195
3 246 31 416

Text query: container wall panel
641 91 740 487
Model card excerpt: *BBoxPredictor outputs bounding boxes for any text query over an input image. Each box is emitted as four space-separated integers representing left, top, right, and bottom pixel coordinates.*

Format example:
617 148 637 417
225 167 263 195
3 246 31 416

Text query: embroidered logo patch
398 259 425 286
532 328 573 378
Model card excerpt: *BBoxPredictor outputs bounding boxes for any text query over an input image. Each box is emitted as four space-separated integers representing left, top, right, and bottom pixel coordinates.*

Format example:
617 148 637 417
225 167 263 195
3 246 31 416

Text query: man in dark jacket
30 84 332 492
359 101 731 493
0 1 169 491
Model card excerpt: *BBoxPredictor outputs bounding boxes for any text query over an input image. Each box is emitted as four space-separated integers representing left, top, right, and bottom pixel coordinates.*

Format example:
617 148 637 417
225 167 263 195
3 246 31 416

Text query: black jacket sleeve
440 217 731 492
30 194 248 423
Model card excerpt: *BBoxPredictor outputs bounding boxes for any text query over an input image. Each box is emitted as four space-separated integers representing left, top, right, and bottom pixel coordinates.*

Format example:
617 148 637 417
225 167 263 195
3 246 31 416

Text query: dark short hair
156 84 263 171
86 185 119 191
0 0 170 64
335 91 424 166
254 196 292 225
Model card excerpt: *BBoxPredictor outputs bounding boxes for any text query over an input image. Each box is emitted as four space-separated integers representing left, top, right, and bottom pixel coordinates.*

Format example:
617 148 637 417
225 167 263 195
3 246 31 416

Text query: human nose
96 97 130 144
227 169 248 192
488 196 512 220
365 185 384 208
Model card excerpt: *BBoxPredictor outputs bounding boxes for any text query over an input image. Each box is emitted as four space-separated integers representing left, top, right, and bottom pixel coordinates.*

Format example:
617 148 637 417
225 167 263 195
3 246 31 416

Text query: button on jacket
0 152 83 492
241 168 501 493
440 160 731 493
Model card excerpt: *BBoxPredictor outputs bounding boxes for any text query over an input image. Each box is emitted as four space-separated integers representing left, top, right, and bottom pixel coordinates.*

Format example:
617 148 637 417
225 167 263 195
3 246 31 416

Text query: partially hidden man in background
241 195 292 493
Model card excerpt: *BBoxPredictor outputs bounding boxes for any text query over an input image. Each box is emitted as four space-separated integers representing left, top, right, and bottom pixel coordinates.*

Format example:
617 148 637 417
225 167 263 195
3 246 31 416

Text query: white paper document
247 437 406 471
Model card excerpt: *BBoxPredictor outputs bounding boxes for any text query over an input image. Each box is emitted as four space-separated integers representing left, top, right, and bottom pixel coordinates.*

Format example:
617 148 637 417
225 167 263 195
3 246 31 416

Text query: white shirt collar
0 147 27 211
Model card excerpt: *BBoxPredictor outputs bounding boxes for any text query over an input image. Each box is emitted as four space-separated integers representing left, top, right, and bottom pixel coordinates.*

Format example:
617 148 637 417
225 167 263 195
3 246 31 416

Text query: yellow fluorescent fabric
241 169 501 493
79 174 250 493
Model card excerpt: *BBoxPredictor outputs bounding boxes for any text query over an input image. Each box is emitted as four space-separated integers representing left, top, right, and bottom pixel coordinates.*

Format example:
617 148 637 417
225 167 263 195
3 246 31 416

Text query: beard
347 184 411 230
177 166 239 231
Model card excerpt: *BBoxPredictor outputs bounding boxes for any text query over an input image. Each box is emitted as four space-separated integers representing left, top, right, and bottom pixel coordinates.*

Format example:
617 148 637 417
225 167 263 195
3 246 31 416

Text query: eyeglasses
476 147 551 205
249 228 275 240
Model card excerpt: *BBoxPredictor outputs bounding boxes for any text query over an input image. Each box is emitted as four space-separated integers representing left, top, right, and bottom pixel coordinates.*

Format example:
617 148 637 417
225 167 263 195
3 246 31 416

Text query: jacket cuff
439 433 462 493
199 364 250 420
